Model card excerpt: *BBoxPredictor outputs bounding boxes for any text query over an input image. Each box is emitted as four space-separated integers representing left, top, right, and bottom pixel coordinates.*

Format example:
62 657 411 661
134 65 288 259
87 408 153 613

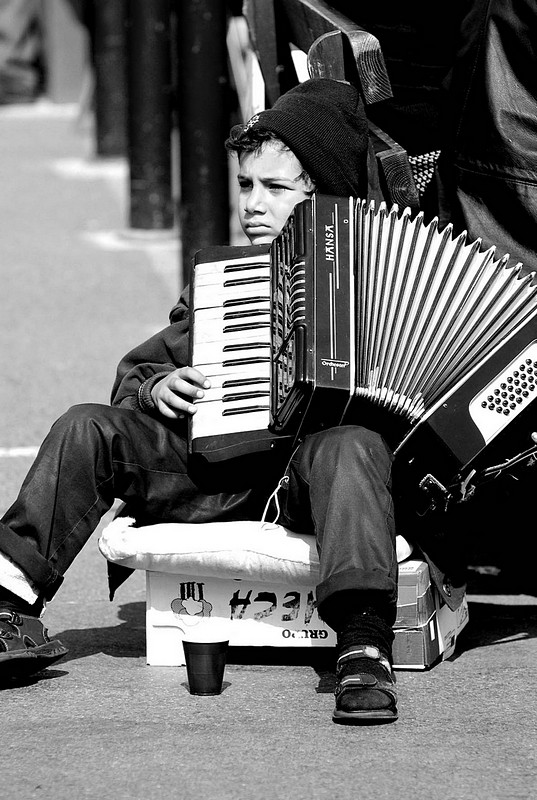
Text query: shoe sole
0 640 68 682
333 708 398 725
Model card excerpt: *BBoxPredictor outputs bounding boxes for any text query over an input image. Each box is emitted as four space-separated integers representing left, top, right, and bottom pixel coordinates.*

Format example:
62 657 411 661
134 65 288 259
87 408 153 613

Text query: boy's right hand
151 367 210 419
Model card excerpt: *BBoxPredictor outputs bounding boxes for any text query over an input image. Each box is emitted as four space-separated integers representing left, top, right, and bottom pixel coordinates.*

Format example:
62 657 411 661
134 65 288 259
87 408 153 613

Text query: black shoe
0 610 68 683
333 644 398 724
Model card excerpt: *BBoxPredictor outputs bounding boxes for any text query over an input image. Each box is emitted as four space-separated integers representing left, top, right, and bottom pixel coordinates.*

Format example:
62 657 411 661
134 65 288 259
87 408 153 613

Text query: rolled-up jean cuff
0 523 64 599
316 567 398 617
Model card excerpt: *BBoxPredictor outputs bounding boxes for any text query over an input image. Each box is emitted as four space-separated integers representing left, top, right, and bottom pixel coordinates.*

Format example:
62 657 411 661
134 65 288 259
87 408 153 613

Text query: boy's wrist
137 372 170 413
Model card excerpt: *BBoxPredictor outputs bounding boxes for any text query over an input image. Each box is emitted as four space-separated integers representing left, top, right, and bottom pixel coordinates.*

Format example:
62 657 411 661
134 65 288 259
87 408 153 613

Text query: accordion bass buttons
469 343 537 443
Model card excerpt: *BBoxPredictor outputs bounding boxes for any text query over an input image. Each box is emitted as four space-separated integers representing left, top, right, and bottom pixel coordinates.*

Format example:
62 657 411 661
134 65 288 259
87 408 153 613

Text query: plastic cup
183 639 229 696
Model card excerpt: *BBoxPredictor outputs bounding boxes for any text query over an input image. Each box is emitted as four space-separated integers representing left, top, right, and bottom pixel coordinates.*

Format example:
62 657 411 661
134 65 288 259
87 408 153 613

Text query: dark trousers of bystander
0 0 42 103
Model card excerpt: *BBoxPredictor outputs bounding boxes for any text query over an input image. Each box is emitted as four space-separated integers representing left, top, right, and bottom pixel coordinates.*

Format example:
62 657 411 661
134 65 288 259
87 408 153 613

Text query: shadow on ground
455 600 537 656
55 602 147 663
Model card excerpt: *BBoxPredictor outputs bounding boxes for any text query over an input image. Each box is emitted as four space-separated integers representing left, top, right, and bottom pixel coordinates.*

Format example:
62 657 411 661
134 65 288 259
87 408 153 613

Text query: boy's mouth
244 223 273 236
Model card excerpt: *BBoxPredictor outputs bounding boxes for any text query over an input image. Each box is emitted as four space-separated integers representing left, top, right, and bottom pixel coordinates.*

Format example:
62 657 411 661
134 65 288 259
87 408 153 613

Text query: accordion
189 194 537 498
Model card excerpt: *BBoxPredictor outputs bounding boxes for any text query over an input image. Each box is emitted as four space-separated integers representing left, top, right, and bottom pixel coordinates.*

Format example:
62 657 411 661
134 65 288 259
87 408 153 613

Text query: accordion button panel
469 340 537 443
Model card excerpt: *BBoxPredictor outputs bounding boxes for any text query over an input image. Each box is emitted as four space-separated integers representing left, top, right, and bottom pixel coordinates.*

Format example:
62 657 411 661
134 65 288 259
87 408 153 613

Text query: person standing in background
0 0 42 104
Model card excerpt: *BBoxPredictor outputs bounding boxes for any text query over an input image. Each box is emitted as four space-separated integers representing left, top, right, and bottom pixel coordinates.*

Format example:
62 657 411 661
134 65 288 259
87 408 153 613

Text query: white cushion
99 517 413 586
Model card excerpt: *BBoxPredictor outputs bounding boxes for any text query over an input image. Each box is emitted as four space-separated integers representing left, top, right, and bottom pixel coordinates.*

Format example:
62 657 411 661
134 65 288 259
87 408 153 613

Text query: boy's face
237 141 314 245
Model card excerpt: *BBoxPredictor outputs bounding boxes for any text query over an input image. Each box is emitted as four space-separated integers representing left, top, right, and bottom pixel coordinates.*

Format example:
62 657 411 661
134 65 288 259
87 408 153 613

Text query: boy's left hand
150 367 210 419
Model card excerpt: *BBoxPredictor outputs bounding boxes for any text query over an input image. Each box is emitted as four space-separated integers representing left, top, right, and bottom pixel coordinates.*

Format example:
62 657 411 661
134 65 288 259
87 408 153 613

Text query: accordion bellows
352 200 537 419
271 195 537 438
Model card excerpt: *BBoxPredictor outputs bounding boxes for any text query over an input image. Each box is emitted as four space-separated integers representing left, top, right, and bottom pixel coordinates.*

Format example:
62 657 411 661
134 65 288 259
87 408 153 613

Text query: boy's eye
238 179 252 190
268 183 287 193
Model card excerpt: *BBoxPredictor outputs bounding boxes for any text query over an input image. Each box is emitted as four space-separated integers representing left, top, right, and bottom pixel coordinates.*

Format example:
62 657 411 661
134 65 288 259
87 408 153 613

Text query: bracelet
137 378 158 413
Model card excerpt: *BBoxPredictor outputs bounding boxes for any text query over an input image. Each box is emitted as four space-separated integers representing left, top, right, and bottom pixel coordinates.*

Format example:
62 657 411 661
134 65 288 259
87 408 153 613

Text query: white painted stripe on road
81 229 179 252
0 447 39 458
0 99 78 119
80 231 181 298
50 158 181 298
50 156 128 181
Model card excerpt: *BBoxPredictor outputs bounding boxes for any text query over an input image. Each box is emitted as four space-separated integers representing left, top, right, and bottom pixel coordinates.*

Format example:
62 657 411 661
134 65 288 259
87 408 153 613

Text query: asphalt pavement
0 100 536 800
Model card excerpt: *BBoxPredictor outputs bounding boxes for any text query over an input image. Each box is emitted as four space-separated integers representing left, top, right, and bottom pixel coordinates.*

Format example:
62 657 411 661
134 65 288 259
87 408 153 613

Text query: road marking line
0 447 39 458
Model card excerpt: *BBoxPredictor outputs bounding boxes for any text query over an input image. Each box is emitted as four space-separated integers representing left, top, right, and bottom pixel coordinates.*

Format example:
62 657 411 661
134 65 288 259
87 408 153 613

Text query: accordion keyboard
189 250 273 450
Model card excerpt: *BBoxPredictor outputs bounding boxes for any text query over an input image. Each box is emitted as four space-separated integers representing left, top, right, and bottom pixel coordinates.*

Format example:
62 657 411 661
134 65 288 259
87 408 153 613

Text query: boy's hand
151 367 210 419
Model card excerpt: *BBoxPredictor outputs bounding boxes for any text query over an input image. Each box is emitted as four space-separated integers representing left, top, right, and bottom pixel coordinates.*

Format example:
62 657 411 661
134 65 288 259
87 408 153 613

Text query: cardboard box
393 561 469 669
393 593 469 670
395 559 436 628
145 558 468 670
146 572 336 663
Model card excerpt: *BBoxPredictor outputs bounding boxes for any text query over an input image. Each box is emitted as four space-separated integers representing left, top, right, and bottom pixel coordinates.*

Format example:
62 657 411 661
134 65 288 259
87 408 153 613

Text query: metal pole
177 0 230 282
126 0 174 230
91 0 128 158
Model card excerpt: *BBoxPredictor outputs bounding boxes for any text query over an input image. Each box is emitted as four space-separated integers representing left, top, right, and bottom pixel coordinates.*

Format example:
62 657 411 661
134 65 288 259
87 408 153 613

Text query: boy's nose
244 185 266 213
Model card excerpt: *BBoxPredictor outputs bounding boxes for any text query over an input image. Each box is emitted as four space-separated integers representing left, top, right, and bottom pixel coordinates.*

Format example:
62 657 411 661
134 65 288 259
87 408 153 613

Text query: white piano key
191 402 270 438
193 321 271 345
194 302 271 323
193 305 271 345
192 338 271 370
193 282 271 310
202 365 271 385
195 362 272 383
194 253 270 281
193 265 271 287
195 378 270 404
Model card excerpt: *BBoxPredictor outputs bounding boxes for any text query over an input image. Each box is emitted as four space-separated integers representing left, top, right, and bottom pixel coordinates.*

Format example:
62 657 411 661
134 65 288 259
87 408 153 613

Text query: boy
0 78 399 724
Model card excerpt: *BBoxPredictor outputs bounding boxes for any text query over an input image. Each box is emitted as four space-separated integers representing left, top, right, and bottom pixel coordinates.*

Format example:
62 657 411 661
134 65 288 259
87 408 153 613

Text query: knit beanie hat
228 78 369 196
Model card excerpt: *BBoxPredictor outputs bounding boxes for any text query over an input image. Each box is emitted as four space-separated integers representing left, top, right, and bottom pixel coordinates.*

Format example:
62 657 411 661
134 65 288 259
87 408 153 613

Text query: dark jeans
0 404 397 620
277 425 397 618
